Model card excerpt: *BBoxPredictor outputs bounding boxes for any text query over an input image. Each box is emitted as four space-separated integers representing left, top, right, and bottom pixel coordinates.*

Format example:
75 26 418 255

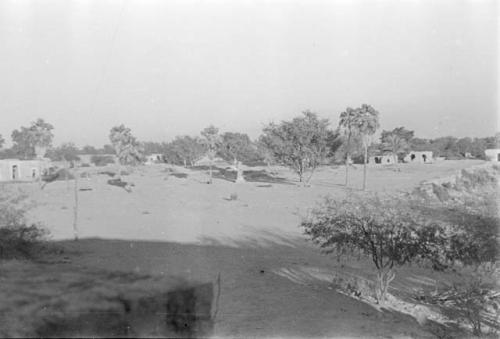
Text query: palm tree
338 107 358 187
382 134 408 164
354 104 380 190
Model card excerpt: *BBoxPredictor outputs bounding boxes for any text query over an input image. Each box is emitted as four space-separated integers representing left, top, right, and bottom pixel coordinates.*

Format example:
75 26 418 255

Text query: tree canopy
47 143 81 162
260 110 330 184
169 135 205 167
218 132 260 165
11 118 54 159
109 125 143 165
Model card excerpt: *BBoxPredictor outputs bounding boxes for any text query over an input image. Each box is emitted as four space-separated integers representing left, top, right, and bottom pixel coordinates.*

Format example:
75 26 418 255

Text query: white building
0 159 51 182
404 151 433 164
484 149 500 162
145 153 166 165
369 154 398 165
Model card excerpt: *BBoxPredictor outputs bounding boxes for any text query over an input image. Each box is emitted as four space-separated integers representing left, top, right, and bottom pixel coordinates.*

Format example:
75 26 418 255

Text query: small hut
0 159 51 182
404 151 433 164
369 154 398 165
484 149 500 162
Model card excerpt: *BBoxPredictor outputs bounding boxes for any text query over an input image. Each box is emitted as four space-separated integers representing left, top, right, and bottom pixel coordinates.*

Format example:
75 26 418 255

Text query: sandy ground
27 159 484 244
11 159 487 337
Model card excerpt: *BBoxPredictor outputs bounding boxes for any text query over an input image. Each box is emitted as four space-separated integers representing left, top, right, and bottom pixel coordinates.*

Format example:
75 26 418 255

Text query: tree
381 134 408 162
410 137 432 152
47 143 81 163
200 126 221 184
141 141 165 155
101 144 116 155
353 104 380 190
81 145 99 155
456 137 473 157
380 127 414 161
432 136 459 159
380 127 414 145
256 136 276 168
218 132 260 182
338 107 359 186
260 111 330 185
0 134 4 149
302 194 450 305
109 125 143 166
11 118 54 159
218 132 258 164
170 135 205 167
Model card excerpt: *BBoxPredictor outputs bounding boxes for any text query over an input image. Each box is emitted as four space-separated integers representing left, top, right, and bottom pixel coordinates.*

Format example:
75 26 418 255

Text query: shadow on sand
43 227 477 338
190 166 293 185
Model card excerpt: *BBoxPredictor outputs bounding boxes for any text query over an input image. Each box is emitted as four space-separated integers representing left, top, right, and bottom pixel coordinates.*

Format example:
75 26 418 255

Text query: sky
0 0 498 147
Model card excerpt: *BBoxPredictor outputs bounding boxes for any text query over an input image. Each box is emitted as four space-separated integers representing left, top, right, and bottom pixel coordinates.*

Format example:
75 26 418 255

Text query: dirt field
28 159 484 244
16 160 489 337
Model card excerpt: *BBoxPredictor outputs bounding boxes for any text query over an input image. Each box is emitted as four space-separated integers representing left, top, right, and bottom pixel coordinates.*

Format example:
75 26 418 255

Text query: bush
0 192 49 260
302 193 450 304
91 155 115 167
0 225 48 259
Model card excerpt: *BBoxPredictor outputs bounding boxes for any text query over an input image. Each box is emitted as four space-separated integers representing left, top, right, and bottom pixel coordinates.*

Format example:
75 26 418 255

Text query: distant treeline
0 118 498 167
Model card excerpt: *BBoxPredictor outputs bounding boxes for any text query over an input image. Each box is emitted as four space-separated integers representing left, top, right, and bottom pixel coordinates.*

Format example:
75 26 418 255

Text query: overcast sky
0 0 497 147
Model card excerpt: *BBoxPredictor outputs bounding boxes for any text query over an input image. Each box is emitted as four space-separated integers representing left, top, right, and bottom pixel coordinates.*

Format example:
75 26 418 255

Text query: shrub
0 225 48 259
302 193 451 304
0 192 49 260
91 155 115 167
451 271 499 336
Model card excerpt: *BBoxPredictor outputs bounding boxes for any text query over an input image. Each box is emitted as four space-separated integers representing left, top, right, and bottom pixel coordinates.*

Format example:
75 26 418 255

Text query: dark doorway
422 154 427 162
410 154 416 161
12 165 18 180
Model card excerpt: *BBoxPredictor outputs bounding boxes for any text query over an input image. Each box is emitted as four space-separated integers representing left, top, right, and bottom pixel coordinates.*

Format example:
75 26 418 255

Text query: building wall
0 159 51 182
404 151 433 163
369 155 397 165
484 149 500 162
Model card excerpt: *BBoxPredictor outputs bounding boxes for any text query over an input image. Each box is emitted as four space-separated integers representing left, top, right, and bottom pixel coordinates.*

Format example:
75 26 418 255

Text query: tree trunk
363 145 368 190
65 160 69 190
38 160 42 189
345 155 350 187
375 269 395 305
234 159 245 183
73 167 79 241
209 163 213 184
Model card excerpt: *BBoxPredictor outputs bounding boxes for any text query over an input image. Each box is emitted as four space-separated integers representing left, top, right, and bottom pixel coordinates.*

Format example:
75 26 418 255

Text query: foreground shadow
43 233 473 338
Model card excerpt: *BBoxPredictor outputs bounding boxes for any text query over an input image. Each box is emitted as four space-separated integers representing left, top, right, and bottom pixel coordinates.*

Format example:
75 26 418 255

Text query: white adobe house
404 151 433 164
145 153 166 165
0 159 51 182
484 149 500 162
369 154 398 165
